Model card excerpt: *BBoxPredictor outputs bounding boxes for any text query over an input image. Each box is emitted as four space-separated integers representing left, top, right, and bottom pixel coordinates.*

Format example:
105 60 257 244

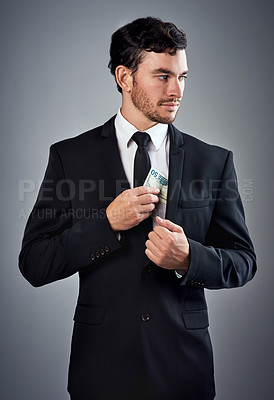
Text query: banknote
143 167 168 204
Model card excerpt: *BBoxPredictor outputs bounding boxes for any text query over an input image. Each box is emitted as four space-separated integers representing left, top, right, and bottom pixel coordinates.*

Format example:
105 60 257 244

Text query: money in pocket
143 167 168 204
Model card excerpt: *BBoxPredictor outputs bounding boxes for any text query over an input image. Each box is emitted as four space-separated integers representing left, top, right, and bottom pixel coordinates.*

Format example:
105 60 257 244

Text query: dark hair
108 17 187 93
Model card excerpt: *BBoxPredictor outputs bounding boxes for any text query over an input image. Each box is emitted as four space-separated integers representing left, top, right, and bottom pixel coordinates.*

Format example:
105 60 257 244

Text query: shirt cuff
175 270 186 279
116 232 121 241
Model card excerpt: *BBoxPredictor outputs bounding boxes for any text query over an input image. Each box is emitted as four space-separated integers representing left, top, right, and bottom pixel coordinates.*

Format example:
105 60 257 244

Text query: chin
162 109 179 122
161 114 177 124
148 113 176 125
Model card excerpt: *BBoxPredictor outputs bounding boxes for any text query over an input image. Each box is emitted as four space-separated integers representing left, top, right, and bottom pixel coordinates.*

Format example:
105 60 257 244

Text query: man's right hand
106 186 160 232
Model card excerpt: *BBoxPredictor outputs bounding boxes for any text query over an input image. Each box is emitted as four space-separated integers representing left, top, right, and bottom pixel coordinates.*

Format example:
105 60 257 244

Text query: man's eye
179 75 187 81
158 75 168 80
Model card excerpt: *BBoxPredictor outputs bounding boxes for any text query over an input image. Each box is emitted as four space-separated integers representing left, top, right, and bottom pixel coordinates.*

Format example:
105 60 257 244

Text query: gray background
1 0 273 399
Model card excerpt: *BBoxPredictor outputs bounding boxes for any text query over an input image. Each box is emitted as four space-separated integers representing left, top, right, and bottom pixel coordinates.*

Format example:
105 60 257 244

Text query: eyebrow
151 68 189 75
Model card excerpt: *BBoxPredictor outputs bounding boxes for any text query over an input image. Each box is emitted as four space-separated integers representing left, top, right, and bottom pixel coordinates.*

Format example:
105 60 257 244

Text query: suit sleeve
180 151 257 289
19 145 122 287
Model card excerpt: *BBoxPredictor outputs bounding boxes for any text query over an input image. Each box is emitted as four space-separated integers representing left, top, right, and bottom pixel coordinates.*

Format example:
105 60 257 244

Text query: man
19 17 256 400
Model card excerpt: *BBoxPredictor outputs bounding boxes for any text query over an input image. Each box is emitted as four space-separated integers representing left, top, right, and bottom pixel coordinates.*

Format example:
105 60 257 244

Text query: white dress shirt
114 109 184 278
115 109 169 227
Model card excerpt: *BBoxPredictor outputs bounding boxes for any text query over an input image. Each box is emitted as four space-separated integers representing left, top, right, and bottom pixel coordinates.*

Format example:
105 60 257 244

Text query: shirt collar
115 108 168 151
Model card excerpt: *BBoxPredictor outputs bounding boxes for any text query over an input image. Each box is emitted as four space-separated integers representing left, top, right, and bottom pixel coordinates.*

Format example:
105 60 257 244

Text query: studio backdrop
0 1 273 399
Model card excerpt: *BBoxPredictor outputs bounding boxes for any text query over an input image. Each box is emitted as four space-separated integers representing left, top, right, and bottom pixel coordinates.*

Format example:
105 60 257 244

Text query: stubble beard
131 77 180 125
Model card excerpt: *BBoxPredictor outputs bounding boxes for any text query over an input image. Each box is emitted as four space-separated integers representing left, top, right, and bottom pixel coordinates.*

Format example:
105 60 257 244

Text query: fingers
145 248 158 265
139 202 156 214
132 186 160 196
126 187 159 209
139 193 159 205
147 230 162 247
145 218 189 270
122 187 159 205
156 216 183 233
106 186 160 232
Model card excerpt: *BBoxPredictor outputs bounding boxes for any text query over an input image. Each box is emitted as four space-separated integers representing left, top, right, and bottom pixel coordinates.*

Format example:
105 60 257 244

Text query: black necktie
132 131 151 187
132 131 153 239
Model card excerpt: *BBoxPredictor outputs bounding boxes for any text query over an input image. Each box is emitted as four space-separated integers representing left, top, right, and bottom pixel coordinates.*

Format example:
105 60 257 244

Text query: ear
115 65 133 93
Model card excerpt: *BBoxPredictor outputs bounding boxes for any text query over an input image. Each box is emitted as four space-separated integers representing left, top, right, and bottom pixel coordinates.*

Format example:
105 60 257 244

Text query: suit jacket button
104 246 110 253
90 254 96 261
147 265 153 273
141 313 150 322
95 251 100 258
100 248 105 256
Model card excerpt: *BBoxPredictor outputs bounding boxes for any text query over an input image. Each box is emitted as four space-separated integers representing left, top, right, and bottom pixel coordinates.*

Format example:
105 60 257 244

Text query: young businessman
19 17 256 400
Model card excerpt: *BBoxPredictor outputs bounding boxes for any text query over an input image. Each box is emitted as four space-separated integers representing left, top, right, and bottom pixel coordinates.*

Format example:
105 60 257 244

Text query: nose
167 78 185 99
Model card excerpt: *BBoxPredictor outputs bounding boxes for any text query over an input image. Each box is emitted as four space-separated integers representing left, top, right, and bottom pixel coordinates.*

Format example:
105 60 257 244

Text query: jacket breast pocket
179 197 210 209
73 305 106 325
177 198 211 240
181 309 209 330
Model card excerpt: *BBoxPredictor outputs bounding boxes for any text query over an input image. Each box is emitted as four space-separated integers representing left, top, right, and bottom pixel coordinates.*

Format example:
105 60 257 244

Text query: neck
120 102 158 132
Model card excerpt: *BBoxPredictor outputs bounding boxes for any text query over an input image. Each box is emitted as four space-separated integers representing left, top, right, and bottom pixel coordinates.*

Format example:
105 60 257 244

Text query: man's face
130 49 188 125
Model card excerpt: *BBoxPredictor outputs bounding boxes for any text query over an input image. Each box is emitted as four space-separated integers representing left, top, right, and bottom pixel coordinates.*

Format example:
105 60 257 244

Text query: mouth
160 102 180 111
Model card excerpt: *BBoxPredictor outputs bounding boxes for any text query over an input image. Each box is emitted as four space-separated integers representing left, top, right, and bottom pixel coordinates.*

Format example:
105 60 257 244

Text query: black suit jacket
19 116 256 400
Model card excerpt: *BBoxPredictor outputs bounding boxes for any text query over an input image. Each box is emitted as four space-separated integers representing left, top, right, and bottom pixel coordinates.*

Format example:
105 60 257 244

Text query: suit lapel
165 124 185 223
101 115 130 195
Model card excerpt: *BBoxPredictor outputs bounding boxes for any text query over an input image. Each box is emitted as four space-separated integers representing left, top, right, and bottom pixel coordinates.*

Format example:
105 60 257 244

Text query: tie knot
132 131 151 147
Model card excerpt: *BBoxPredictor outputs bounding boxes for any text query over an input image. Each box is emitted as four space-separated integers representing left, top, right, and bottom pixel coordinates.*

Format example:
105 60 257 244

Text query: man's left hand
145 216 189 272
